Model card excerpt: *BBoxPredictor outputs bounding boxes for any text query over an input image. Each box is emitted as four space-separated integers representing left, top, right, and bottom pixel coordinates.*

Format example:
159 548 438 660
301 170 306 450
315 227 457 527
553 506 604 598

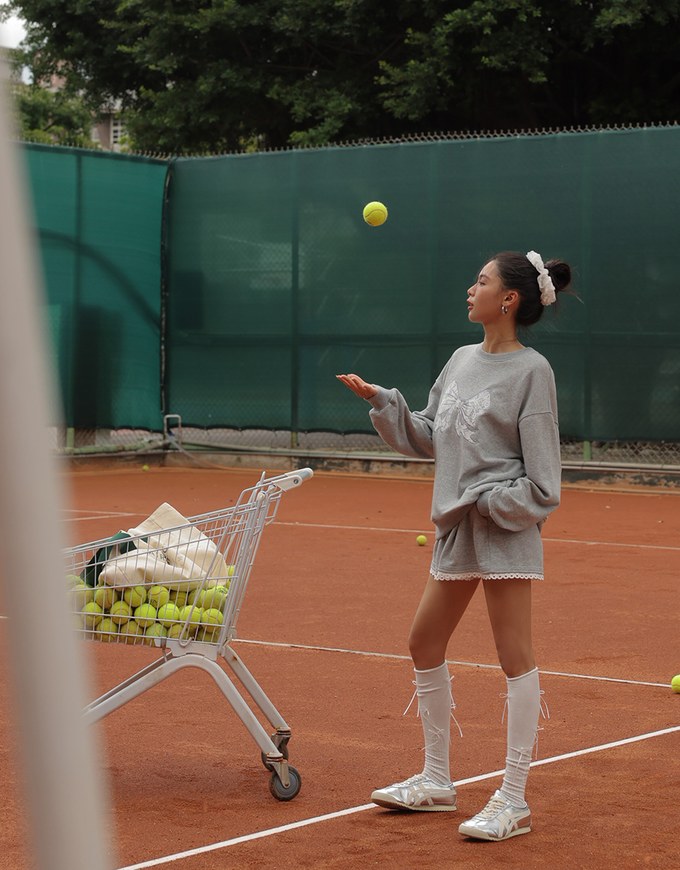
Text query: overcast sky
0 15 27 48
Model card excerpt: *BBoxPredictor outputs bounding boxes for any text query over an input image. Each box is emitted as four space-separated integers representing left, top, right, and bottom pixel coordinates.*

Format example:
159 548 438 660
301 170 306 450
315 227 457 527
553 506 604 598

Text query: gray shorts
430 505 544 581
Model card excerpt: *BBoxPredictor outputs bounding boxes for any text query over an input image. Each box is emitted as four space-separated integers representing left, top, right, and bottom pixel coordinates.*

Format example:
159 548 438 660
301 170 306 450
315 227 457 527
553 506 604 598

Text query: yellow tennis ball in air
671 674 680 693
416 534 428 546
362 201 388 227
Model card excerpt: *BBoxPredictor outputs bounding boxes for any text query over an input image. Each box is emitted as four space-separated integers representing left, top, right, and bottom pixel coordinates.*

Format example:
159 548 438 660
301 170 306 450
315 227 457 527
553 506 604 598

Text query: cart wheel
269 766 301 801
261 736 289 771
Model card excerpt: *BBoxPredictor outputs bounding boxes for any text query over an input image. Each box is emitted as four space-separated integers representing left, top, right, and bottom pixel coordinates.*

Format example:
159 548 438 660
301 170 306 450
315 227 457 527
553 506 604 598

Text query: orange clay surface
0 462 678 869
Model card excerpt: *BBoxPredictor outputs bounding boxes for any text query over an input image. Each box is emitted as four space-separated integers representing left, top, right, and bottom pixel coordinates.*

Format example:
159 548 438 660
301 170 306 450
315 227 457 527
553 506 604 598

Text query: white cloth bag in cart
99 502 229 593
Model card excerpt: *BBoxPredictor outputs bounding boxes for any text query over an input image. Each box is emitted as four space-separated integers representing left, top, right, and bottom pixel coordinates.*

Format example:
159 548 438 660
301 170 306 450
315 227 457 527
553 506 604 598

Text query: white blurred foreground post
0 61 113 869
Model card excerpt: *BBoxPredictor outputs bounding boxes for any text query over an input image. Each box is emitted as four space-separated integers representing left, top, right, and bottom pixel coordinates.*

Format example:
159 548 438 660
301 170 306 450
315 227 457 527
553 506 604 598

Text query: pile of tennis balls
66 573 232 645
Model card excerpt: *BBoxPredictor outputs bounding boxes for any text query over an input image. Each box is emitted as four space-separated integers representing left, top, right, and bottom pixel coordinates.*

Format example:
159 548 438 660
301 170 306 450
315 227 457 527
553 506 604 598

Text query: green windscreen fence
165 127 680 441
23 144 167 430
24 128 680 442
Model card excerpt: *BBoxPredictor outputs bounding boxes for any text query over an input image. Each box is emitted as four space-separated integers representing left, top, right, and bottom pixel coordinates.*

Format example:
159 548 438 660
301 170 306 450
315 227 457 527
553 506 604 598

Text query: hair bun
545 259 572 294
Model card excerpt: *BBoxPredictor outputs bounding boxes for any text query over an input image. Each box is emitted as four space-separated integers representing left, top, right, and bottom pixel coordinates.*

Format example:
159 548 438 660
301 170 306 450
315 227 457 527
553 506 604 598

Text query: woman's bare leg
409 576 480 669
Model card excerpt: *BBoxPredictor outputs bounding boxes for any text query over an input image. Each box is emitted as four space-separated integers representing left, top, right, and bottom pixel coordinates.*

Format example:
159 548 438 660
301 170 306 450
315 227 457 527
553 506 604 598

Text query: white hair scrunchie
526 250 556 306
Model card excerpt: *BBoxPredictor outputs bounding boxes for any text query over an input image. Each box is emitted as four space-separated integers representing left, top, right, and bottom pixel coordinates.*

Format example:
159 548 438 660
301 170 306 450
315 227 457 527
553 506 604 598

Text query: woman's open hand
336 373 378 400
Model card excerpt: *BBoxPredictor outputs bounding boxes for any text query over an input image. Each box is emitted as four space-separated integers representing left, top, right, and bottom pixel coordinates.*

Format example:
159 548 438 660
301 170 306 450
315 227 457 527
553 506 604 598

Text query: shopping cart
64 467 313 801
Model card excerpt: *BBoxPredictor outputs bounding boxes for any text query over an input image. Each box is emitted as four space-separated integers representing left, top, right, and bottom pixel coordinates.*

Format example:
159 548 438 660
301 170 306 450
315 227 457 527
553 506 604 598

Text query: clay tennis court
0 461 678 869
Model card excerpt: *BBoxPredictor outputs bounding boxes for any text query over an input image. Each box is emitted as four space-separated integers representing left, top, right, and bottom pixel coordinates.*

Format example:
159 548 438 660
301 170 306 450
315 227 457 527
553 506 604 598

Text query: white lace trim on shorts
431 570 544 581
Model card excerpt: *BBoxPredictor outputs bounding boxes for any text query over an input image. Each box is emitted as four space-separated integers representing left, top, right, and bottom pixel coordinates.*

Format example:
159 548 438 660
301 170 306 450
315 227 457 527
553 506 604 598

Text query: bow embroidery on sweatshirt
434 380 490 443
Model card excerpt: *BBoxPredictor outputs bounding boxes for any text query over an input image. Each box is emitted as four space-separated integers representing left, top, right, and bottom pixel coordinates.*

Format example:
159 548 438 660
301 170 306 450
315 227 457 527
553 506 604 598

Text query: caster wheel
269 766 301 801
261 736 289 771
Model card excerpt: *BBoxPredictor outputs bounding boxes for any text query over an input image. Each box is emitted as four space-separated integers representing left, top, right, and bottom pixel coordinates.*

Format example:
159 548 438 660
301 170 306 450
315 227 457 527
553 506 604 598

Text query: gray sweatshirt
368 343 561 538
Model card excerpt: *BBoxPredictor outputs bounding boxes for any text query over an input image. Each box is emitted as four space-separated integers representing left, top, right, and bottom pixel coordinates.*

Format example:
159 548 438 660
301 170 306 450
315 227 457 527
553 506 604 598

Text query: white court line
117 725 680 870
0 624 668 690
58 515 680 552
233 639 670 688
543 536 680 553
62 511 139 523
63 508 138 517
273 521 680 553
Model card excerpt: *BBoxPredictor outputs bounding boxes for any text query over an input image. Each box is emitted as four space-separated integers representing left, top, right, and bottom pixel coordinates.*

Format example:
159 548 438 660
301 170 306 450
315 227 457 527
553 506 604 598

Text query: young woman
337 250 572 841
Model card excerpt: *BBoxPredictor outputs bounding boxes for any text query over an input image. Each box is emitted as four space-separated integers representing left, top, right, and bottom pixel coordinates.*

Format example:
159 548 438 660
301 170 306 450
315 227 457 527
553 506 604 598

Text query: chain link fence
56 426 680 480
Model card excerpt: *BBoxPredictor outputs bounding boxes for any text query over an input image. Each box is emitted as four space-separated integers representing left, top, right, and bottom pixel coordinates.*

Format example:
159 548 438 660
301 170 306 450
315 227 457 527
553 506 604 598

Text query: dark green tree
8 74 98 147
2 0 679 153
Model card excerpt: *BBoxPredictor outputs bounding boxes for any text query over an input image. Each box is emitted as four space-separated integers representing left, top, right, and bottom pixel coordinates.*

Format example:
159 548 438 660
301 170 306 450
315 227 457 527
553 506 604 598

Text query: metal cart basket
64 468 313 801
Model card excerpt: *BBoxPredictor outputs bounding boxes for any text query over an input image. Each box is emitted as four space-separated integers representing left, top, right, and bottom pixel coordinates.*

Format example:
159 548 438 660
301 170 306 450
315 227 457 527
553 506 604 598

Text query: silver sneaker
371 773 457 811
458 789 531 840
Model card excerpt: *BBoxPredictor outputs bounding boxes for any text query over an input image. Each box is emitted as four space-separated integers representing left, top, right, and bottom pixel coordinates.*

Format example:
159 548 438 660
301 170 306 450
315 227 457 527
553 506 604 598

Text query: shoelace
397 773 427 786
476 794 507 820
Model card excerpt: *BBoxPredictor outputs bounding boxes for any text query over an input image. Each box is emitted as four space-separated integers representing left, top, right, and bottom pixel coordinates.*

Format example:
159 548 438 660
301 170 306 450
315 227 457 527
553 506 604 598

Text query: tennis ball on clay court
363 201 388 227
157 602 182 627
142 464 150 471
123 585 147 608
416 534 428 546
134 603 157 628
109 600 132 624
671 675 680 693
81 601 104 630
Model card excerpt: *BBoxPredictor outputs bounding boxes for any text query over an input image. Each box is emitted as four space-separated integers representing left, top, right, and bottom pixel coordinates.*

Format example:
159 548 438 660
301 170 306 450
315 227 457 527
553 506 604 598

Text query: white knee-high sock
500 667 541 807
414 663 454 786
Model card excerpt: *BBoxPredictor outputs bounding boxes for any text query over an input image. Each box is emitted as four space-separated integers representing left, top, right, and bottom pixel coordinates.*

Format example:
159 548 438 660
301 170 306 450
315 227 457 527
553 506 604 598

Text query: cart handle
268 467 314 491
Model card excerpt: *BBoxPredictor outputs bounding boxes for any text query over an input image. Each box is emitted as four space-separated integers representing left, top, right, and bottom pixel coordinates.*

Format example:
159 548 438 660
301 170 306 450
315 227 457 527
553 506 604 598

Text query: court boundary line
0 622 667 689
233 638 670 688
272 521 680 553
60 513 680 553
116 725 680 870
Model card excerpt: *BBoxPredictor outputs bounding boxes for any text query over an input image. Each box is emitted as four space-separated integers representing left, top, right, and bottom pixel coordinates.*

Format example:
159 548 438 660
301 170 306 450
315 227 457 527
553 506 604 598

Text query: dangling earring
501 305 508 315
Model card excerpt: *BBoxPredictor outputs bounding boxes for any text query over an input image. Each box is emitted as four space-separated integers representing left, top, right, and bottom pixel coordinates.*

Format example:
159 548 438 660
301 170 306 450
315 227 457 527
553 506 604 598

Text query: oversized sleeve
367 373 446 460
476 411 561 531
